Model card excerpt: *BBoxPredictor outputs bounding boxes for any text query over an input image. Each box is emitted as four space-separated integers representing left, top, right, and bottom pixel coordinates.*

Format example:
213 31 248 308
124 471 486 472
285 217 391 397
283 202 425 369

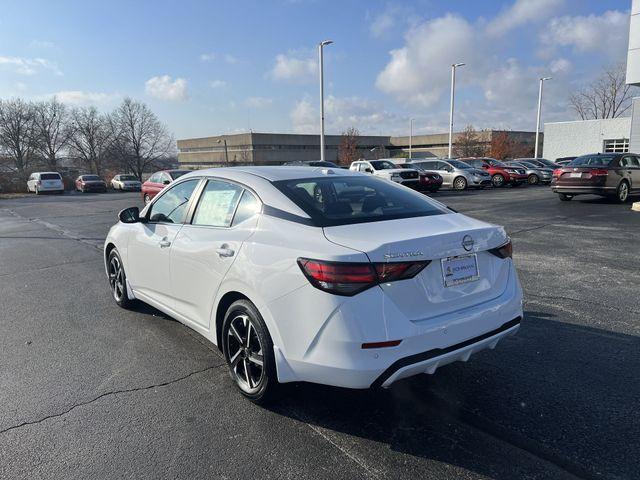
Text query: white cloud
224 54 239 64
290 95 397 134
209 79 226 88
51 90 118 106
200 53 216 62
549 58 571 74
0 56 62 76
541 10 628 57
244 96 273 108
376 14 479 107
487 0 564 36
145 75 188 101
269 53 316 83
200 52 238 64
370 11 396 37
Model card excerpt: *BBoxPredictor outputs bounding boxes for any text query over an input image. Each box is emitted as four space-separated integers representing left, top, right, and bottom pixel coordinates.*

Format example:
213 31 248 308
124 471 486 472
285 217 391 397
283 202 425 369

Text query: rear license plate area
441 254 479 287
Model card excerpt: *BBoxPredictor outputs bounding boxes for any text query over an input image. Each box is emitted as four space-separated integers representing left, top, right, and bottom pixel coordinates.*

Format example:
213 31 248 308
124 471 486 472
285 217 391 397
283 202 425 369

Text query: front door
436 161 454 186
170 179 262 329
126 178 200 308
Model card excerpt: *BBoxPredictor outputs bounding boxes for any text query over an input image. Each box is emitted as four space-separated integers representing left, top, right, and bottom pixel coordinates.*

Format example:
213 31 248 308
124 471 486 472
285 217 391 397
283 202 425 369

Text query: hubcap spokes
227 314 264 393
108 257 124 301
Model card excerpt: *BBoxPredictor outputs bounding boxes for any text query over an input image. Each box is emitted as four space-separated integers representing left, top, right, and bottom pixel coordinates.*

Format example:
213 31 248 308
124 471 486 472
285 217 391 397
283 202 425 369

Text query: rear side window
273 176 448 227
571 155 615 167
148 179 199 223
192 180 243 227
232 190 261 226
41 173 61 180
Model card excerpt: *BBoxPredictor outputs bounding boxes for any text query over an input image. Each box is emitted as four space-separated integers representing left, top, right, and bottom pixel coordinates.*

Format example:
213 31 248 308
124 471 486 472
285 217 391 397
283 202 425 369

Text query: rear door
170 179 262 329
631 156 640 191
127 178 200 307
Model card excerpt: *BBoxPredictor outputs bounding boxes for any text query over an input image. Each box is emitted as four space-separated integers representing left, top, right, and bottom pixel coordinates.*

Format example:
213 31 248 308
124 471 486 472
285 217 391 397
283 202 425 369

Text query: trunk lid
323 214 511 322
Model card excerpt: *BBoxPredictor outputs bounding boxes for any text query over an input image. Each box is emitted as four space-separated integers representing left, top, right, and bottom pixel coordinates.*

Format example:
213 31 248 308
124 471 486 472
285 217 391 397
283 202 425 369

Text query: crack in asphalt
0 257 102 278
0 365 221 437
509 223 557 236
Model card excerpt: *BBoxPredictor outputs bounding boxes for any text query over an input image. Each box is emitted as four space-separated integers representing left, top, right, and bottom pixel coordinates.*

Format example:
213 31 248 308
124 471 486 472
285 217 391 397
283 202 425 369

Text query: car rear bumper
269 263 523 389
551 185 615 195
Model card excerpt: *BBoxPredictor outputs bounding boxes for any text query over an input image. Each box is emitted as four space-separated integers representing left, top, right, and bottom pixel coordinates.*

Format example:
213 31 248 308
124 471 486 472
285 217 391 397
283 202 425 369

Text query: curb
632 202 640 212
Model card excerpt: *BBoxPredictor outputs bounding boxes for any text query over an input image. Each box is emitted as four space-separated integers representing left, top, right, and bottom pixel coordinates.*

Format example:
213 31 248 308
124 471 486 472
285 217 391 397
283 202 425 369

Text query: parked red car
75 174 107 193
141 169 191 204
459 157 528 187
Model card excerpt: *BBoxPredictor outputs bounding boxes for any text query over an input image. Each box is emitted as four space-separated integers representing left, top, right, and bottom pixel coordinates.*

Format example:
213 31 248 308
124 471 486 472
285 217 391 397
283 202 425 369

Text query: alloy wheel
528 174 539 185
618 182 629 202
226 314 265 394
108 255 125 302
453 177 467 190
144 194 151 205
492 174 505 187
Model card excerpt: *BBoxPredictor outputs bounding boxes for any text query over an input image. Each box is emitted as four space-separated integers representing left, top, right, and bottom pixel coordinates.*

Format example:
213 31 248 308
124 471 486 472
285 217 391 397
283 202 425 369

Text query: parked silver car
505 160 553 185
409 159 492 190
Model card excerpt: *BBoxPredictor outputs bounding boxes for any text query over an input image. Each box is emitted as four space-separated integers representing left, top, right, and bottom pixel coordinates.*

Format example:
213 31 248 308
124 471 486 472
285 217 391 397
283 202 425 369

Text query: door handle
159 239 171 248
216 244 235 257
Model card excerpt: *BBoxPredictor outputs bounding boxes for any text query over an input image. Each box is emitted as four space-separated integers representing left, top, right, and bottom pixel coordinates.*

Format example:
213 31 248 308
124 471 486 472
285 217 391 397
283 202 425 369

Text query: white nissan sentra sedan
104 166 522 403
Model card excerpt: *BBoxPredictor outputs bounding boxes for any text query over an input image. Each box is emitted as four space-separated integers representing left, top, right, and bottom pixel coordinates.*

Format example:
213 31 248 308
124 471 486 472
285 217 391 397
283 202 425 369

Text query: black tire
222 299 279 404
35 187 40 195
107 249 136 309
528 174 539 185
616 181 630 203
558 193 573 201
492 174 505 187
452 176 467 191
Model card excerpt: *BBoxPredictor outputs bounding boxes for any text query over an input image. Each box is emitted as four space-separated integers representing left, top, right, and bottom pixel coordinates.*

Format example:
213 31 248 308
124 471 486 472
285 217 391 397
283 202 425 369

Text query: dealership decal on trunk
383 251 424 260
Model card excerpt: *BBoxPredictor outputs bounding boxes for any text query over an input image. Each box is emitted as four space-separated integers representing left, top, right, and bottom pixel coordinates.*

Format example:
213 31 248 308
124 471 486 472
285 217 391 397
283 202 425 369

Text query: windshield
169 170 190 179
570 154 615 167
273 175 448 227
448 160 472 169
370 160 397 170
83 175 101 180
41 173 61 180
120 175 137 181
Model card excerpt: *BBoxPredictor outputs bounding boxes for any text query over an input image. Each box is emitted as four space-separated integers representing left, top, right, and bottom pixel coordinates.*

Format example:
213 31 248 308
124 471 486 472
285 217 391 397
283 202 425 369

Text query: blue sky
0 0 632 139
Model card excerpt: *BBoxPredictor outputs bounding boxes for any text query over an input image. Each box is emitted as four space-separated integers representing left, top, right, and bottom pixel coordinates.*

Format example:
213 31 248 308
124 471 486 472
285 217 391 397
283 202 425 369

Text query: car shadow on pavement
265 310 640 479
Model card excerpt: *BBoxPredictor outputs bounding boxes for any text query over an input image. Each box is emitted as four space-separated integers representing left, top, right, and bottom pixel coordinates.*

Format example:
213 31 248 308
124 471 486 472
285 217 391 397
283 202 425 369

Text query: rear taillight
489 240 513 259
590 169 608 176
297 258 430 296
552 169 562 178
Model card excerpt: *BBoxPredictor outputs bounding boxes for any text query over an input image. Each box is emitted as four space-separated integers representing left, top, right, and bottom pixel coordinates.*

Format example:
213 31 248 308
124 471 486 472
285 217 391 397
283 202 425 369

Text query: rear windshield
169 170 190 179
82 175 101 180
120 175 137 181
41 173 61 180
273 176 448 227
570 154 615 167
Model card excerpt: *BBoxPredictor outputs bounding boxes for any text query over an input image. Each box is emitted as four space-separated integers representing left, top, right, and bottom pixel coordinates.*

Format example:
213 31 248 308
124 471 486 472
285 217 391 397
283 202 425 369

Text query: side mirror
365 168 373 173
163 179 171 185
118 206 140 224
482 164 489 169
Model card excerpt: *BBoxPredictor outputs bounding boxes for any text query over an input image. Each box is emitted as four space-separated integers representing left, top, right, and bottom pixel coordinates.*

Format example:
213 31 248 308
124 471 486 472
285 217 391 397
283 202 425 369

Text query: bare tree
110 98 175 180
338 127 360 166
0 98 35 172
569 63 636 120
33 97 73 170
68 106 112 175
453 125 486 158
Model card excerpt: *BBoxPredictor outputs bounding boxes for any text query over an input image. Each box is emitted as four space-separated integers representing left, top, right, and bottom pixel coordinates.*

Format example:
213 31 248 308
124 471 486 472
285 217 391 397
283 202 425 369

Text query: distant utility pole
535 77 552 159
448 63 465 158
318 39 333 162
217 138 229 165
409 118 414 159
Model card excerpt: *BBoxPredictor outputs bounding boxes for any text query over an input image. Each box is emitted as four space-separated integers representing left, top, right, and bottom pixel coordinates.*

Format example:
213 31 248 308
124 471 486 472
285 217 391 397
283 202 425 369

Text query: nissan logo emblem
462 235 474 251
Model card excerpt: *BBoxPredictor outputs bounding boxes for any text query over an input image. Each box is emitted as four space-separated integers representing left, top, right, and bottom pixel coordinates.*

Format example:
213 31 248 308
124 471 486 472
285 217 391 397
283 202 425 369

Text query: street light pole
448 63 465 159
319 40 333 163
534 77 552 159
217 138 229 165
409 118 414 159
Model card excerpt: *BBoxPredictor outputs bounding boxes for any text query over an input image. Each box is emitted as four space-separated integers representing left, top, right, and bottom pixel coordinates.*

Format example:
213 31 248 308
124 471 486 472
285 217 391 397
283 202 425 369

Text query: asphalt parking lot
1 187 639 480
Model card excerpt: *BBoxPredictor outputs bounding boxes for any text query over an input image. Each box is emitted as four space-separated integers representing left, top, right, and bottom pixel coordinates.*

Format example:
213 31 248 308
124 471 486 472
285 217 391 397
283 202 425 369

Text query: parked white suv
350 159 420 188
27 172 64 195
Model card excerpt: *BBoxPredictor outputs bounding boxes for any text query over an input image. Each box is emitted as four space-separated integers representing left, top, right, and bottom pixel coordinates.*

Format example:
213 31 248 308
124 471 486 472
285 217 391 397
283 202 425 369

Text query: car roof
182 166 361 182
34 171 61 175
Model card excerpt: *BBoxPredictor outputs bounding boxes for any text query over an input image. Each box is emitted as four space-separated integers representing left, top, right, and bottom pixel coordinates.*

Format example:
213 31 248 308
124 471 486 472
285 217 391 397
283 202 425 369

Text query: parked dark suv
551 153 640 202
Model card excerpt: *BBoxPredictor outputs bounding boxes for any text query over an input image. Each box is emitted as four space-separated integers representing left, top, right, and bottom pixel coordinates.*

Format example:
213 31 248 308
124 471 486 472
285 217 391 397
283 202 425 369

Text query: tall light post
409 118 414 159
318 40 333 162
534 76 552 159
448 62 465 159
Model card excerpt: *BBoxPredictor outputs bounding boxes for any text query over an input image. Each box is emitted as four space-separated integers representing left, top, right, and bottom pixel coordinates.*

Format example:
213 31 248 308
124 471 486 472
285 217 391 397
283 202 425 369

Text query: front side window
274 175 448 227
369 160 396 170
148 173 160 183
169 170 190 180
148 179 199 223
192 179 243 227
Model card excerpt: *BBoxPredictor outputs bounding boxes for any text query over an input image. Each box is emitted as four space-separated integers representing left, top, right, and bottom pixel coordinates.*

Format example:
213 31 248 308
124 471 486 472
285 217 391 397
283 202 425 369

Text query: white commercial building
542 117 632 160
